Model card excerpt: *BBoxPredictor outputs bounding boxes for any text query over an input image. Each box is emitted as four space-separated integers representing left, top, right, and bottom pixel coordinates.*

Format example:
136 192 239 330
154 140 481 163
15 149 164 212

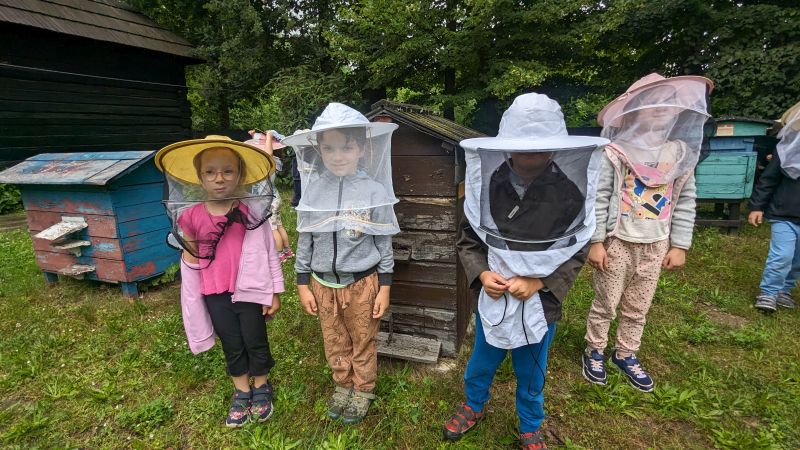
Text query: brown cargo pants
311 273 380 392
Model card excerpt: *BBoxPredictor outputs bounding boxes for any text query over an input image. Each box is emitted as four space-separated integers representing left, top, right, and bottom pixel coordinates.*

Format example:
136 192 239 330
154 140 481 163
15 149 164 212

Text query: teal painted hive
715 116 774 137
695 152 757 199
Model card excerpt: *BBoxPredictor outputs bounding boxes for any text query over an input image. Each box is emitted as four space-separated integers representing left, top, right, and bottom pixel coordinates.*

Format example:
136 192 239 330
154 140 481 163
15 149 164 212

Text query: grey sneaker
754 294 777 312
777 292 796 309
327 385 352 419
342 390 375 424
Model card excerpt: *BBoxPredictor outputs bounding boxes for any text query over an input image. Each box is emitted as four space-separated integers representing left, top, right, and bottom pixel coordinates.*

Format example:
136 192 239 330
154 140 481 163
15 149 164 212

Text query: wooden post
121 282 138 298
43 271 58 285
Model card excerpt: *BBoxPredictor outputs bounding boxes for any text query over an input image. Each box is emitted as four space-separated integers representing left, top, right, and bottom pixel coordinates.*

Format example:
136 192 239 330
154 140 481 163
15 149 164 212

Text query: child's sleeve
180 258 215 355
264 225 284 293
670 173 697 250
591 153 615 243
375 235 394 286
455 215 489 289
295 232 313 285
749 155 783 212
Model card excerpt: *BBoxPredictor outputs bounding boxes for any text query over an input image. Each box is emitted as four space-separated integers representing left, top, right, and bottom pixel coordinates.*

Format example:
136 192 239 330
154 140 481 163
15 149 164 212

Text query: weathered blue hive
0 151 178 296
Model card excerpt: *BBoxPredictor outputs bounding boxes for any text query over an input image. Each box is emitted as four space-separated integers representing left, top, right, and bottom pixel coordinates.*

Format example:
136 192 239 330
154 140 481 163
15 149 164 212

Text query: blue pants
463 313 556 433
759 220 800 296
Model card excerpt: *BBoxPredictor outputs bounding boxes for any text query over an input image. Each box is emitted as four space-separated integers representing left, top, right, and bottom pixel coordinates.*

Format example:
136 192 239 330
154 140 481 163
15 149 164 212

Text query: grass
0 196 799 449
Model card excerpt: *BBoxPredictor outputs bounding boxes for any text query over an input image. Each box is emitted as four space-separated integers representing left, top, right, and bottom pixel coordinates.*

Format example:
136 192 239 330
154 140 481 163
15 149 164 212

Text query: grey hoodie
295 170 395 286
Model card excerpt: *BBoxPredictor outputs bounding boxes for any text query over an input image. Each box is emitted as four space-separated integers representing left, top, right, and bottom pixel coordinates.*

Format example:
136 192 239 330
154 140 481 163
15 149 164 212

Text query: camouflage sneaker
225 389 251 428
251 382 274 422
777 292 796 309
327 385 353 420
443 402 484 441
341 390 375 424
519 431 548 450
754 294 777 312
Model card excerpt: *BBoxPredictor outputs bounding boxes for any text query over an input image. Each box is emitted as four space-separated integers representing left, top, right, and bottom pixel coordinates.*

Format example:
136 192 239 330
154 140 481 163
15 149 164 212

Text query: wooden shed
366 100 485 359
0 151 179 297
0 0 202 167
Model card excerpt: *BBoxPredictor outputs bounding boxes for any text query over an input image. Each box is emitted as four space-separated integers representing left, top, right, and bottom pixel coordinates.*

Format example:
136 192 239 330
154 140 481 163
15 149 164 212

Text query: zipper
331 177 344 284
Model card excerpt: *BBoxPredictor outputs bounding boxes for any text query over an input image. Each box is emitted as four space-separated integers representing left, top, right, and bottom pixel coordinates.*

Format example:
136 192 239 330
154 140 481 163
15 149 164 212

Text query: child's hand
298 285 318 316
263 294 280 318
479 271 509 299
662 247 687 270
507 276 543 300
748 211 764 227
588 242 608 271
372 286 390 319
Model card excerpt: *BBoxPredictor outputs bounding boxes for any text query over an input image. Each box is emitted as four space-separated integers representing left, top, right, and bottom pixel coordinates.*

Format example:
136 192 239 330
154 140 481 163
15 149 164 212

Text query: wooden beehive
367 100 485 361
0 151 179 296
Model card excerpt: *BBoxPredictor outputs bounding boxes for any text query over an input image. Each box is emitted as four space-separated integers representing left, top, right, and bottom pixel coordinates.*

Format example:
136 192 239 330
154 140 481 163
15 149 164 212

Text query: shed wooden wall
0 23 192 167
386 125 469 356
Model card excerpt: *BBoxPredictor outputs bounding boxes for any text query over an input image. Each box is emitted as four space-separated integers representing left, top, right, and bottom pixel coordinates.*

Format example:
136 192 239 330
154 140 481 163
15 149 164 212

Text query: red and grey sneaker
442 402 484 441
251 381 274 422
519 431 548 450
225 389 251 428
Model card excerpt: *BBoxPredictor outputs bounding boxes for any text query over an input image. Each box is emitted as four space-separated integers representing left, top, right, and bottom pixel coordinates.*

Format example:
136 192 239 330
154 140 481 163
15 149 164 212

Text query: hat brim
460 135 609 152
598 76 714 127
282 122 398 146
155 138 275 185
781 100 800 129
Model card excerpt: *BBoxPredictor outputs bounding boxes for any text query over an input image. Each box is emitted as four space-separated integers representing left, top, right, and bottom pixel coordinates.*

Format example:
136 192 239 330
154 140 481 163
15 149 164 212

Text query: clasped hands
479 271 543 300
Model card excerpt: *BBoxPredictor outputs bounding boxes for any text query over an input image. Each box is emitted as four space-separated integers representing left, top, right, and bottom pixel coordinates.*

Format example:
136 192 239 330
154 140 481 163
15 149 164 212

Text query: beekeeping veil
461 93 609 349
777 100 800 179
282 103 400 235
244 130 286 176
155 135 276 261
598 73 713 186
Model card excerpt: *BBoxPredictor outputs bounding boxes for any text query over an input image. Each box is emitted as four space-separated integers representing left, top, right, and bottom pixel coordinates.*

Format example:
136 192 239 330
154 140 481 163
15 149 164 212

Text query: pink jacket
180 224 284 354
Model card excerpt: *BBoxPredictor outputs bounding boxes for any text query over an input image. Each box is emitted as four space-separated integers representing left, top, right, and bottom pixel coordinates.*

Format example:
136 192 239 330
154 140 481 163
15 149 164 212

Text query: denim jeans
463 313 556 433
759 220 800 296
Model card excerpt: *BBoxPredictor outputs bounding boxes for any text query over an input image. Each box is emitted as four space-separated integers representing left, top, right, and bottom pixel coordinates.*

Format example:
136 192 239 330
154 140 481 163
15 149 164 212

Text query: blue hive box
0 151 178 297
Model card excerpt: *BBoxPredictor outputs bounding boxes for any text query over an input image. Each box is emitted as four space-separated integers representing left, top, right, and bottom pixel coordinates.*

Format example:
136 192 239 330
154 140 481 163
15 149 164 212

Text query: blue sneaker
225 389 252 428
581 350 608 385
611 351 654 392
251 382 274 422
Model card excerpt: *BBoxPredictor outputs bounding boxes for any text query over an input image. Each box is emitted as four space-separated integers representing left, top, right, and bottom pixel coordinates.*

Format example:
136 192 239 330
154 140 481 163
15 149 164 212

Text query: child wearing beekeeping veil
748 100 800 312
582 74 713 392
442 93 608 449
155 136 284 428
283 103 400 424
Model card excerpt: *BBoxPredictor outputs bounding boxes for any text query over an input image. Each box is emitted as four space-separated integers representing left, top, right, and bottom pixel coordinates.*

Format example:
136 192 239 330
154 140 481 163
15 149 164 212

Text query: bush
0 184 22 214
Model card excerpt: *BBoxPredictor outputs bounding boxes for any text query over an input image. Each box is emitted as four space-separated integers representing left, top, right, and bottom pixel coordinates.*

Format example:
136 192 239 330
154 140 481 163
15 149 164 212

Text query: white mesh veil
156 136 276 262
283 103 400 235
461 94 608 349
598 74 713 186
777 101 800 180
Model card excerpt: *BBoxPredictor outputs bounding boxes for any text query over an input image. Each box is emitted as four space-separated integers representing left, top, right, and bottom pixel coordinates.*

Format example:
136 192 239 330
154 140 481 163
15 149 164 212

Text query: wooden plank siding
386 125 465 356
0 23 193 166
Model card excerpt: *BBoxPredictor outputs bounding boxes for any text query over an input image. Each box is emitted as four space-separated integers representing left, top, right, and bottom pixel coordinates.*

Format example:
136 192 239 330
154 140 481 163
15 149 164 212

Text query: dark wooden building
0 0 202 168
367 100 485 358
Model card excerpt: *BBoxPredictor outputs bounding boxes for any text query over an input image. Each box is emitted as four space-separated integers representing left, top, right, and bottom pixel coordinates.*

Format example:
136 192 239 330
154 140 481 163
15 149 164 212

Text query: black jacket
748 154 800 223
489 162 584 251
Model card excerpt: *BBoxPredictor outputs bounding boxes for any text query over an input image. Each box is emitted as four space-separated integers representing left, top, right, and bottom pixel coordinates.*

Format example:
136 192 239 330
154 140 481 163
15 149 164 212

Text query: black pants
204 293 275 377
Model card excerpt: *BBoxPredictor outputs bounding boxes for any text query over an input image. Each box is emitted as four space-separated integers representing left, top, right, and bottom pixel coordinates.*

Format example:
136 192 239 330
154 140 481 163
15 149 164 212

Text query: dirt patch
700 303 749 329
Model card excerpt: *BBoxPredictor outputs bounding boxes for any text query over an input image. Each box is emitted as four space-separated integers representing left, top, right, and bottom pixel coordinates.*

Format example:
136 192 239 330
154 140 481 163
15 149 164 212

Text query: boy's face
317 129 364 177
509 152 552 179
199 148 241 200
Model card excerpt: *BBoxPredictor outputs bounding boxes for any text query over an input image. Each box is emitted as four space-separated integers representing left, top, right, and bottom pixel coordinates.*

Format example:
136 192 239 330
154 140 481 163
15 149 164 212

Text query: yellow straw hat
155 135 275 185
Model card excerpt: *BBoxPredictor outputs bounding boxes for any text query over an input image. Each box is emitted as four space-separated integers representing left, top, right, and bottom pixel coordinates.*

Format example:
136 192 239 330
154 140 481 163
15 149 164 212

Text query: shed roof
0 151 155 186
0 0 199 60
366 100 485 145
716 116 776 126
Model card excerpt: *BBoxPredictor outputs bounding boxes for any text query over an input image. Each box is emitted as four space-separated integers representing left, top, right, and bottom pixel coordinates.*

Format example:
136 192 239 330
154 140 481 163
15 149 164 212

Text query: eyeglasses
201 169 238 181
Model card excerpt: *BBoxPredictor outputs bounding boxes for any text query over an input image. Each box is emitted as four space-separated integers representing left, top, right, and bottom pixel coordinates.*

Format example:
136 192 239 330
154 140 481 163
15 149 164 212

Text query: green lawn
1 200 798 449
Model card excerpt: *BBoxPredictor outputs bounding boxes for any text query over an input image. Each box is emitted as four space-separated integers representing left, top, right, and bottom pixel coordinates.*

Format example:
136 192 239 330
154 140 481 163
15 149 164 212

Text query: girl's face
199 148 241 200
317 129 364 177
